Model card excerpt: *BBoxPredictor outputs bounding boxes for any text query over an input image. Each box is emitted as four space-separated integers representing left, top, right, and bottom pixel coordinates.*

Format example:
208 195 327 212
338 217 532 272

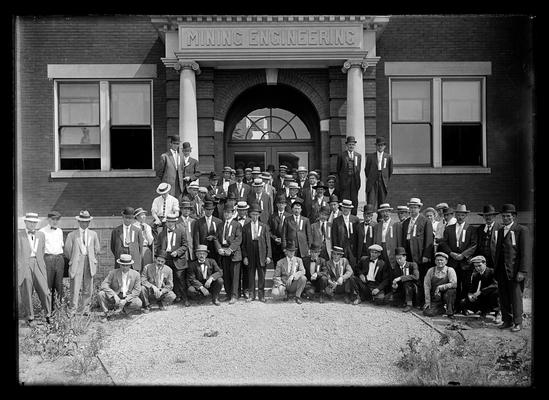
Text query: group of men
18 136 531 334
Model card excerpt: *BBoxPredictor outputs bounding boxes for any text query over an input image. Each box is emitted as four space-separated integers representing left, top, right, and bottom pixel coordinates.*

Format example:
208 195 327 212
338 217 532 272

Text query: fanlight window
232 108 310 140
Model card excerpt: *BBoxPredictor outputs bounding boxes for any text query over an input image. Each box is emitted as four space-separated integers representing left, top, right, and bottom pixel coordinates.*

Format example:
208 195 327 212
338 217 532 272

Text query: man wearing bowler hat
494 204 531 332
39 210 65 310
140 250 176 312
207 172 223 198
391 247 419 311
151 182 180 239
365 137 393 210
156 135 184 199
187 245 224 306
193 200 222 262
355 204 377 263
111 207 144 273
327 195 341 224
180 141 201 198
272 242 307 304
337 136 361 215
475 204 501 269
331 199 360 268
308 180 328 223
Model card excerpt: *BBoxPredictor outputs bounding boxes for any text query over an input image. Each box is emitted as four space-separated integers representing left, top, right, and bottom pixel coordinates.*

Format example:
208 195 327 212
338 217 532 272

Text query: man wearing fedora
151 182 180 239
98 254 143 321
219 166 234 194
156 135 184 199
155 214 190 306
460 255 499 318
64 210 101 315
228 168 251 201
177 201 196 263
187 245 224 306
180 141 201 198
193 200 222 263
133 207 154 266
475 204 501 269
302 243 329 302
311 205 333 262
355 204 377 264
391 247 420 312
214 204 243 304
325 245 358 304
337 136 361 215
269 195 292 266
272 243 307 304
140 250 176 312
331 199 360 269
365 137 393 210
494 204 531 332
354 244 391 305
18 212 52 325
308 180 328 223
423 252 457 318
282 198 312 260
242 203 272 302
111 207 144 273
246 178 273 224
438 204 478 314
39 211 65 310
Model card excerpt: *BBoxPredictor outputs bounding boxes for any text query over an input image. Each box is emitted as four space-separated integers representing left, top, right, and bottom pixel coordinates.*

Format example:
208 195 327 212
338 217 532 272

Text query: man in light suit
261 172 277 212
373 203 401 270
475 204 501 270
337 136 361 215
156 136 184 199
272 243 307 304
187 245 224 305
133 207 154 267
353 244 391 305
311 206 333 262
331 199 359 268
64 210 101 315
110 207 144 273
228 168 251 201
325 246 358 304
18 212 52 326
282 198 312 260
140 250 176 311
365 137 393 210
179 141 201 198
98 254 143 322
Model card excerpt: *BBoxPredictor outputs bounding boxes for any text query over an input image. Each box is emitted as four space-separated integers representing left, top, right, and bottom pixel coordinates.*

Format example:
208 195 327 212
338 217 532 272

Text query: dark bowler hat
223 204 235 212
275 195 287 204
169 136 180 144
320 205 331 215
266 164 275 173
345 136 357 144
203 201 215 210
122 207 135 216
363 204 376 214
291 198 304 208
48 211 62 219
395 247 407 256
249 203 262 214
182 142 192 150
156 249 168 260
500 204 517 214
284 242 297 252
235 168 244 177
209 171 219 180
329 195 339 204
479 204 499 216
310 243 322 253
375 137 387 145
313 181 328 191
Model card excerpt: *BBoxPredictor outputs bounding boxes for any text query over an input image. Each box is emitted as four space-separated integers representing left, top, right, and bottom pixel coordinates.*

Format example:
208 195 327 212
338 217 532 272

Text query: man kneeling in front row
140 250 176 312
354 244 391 305
423 252 457 318
460 255 499 318
272 243 307 304
187 245 224 306
325 246 358 304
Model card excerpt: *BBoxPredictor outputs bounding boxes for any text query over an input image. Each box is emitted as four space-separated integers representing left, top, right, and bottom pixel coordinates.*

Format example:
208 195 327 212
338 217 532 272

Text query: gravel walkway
98 299 440 386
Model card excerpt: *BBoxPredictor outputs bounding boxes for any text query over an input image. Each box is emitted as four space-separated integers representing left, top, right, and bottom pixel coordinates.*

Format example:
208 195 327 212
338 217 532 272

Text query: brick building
15 15 535 279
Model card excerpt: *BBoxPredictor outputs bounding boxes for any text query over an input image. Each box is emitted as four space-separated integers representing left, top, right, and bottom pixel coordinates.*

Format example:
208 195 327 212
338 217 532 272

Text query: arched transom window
232 108 311 140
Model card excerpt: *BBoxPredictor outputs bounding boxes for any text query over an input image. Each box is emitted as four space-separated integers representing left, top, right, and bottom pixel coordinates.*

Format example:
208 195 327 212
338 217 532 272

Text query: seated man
303 243 329 302
354 244 391 305
461 255 499 317
325 246 358 304
423 252 457 318
272 242 307 304
98 254 143 322
140 250 176 312
187 245 224 306
390 247 419 312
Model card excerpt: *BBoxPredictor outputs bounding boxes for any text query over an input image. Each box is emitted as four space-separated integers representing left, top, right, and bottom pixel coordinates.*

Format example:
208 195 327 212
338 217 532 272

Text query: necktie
200 263 206 279
373 263 378 278
321 222 326 238
224 222 230 241
83 230 86 247
141 223 145 232
456 224 464 246
349 151 353 161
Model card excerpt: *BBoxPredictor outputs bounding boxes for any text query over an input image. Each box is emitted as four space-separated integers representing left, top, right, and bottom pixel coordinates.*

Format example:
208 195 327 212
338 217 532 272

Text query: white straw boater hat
117 254 134 265
23 212 40 223
156 182 171 195
75 210 93 221
377 203 393 212
407 197 423 207
340 199 354 209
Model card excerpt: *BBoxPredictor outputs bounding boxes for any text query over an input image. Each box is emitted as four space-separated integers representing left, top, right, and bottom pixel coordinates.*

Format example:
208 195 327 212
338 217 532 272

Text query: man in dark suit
281 198 312 260
155 136 184 199
475 204 501 269
311 206 332 261
373 203 401 270
246 178 273 224
110 207 144 273
390 247 420 311
207 172 223 198
192 201 222 262
303 243 329 302
272 165 288 192
355 204 377 264
296 165 310 195
241 203 272 302
285 181 301 213
269 195 292 265
308 181 328 223
301 171 318 218
460 255 499 317
353 244 391 305
494 204 531 332
186 245 223 306
331 199 359 269
336 136 361 215
325 174 339 200
365 137 393 210
218 166 234 194
180 141 200 198
228 168 251 200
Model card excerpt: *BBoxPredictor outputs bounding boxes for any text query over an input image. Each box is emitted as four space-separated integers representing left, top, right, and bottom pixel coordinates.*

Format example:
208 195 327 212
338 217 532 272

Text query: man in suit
214 204 243 304
18 212 52 326
151 182 180 239
98 254 143 322
272 165 287 192
460 255 499 317
326 175 339 200
242 203 272 302
228 168 251 201
355 204 377 264
261 171 277 212
365 137 393 210
155 214 189 306
401 198 433 307
219 166 234 194
133 207 154 267
494 204 531 332
180 141 201 198
436 202 457 226
177 201 196 263
186 245 223 306
246 178 273 224
110 207 144 273
285 181 301 213
186 181 203 219
327 195 341 224
308 181 328 223
39 210 65 311
390 247 420 312
311 206 333 262
234 201 251 299
354 244 391 305
272 243 307 304
64 210 101 315
140 250 176 311
325 246 358 304
337 136 361 215
207 172 223 198
374 203 401 270
331 199 359 268
302 243 330 302
438 204 478 314
269 195 292 266
156 135 184 199
282 174 295 198
193 200 222 262
243 168 254 186
282 198 312 260
235 201 251 227
475 204 501 269
301 171 318 218
296 165 310 195
396 205 410 223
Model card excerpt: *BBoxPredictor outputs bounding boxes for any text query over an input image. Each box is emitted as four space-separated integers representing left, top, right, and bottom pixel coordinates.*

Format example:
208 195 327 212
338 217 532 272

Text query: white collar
377 151 383 156
504 222 514 229
79 227 88 233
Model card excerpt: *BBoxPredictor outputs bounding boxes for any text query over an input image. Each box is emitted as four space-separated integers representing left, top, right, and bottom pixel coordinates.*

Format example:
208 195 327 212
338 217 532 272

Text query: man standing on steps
179 141 200 198
151 182 180 240
269 195 292 266
156 136 183 199
337 136 361 215
365 137 393 210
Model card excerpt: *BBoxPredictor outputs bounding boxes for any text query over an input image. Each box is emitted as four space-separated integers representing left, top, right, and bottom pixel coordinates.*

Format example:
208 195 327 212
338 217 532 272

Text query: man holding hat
331 199 359 268
354 244 391 305
423 252 457 318
151 182 180 238
246 178 273 224
111 207 144 273
311 205 333 261
494 204 531 332
474 204 501 269
140 250 176 312
18 212 52 325
272 242 307 304
337 136 361 215
242 203 272 302
156 135 184 199
355 204 377 263
193 200 222 261
133 207 154 266
390 247 419 312
219 166 234 194
282 198 312 260
325 245 358 304
180 141 201 198
461 255 499 317
365 137 393 210
39 210 65 310
269 195 292 265
228 169 251 201
65 210 101 315
177 201 196 262
98 254 143 321
187 245 224 305
155 213 189 306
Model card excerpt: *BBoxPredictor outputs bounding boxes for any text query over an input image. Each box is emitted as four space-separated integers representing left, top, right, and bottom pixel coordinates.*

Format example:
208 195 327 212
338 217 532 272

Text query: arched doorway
225 84 319 173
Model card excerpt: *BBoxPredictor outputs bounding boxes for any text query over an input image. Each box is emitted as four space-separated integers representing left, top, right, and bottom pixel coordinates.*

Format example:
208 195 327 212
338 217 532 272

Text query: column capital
174 59 201 75
342 58 369 74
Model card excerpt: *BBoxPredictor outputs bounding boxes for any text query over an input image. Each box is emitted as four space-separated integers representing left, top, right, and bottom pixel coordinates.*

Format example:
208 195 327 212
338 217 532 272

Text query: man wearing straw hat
247 178 273 224
133 207 154 266
111 207 144 273
355 204 377 263
374 203 401 269
151 182 180 239
18 212 52 325
337 136 361 215
140 250 176 312
65 210 101 315
282 198 312 260
474 204 501 269
235 200 250 298
187 245 224 306
331 199 359 268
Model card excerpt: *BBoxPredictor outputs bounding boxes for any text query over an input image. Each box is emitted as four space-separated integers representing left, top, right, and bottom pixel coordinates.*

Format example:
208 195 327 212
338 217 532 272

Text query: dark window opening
441 124 482 166
110 126 152 169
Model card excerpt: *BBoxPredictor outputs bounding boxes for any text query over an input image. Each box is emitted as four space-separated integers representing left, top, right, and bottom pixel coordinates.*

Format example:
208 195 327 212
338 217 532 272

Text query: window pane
277 152 308 171
392 124 431 165
232 108 310 140
391 81 431 122
442 81 481 122
111 83 151 125
59 127 100 158
110 127 152 169
59 83 99 125
234 152 266 171
442 124 482 166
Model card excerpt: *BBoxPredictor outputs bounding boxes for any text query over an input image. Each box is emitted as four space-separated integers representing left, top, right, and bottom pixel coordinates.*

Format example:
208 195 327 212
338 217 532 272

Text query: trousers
19 258 52 320
140 286 176 307
496 270 524 325
70 255 94 313
219 254 241 299
98 290 142 313
44 254 65 309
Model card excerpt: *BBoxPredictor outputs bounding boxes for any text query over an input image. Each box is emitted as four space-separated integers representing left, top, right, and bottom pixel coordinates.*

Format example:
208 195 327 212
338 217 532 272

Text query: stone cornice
342 57 381 73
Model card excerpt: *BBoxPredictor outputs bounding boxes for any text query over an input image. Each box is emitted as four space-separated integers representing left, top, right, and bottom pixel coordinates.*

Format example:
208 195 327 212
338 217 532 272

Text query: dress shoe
229 297 237 304
352 297 361 306
447 314 455 319
402 305 412 313
282 295 289 302
498 322 513 329
319 295 325 304
344 296 351 304
159 304 167 311
295 297 302 304
142 307 150 314
184 300 191 307
511 324 522 332
259 297 266 303
212 298 221 306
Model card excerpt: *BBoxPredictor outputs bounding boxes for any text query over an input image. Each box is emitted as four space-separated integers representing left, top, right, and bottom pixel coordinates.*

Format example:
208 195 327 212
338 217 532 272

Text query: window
232 108 311 140
56 80 153 171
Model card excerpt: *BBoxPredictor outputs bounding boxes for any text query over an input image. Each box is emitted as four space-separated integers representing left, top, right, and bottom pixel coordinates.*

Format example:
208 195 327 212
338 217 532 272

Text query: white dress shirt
367 260 378 281
343 215 350 237
79 227 89 255
151 195 180 222
26 228 38 257
377 151 384 170
503 221 514 237
121 270 130 296
170 149 180 170
381 219 390 243
123 224 132 247
40 224 64 255
407 216 418 240
455 222 465 246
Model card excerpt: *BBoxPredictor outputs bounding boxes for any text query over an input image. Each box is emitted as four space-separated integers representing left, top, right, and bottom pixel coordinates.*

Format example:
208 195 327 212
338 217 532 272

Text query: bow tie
199 262 205 266
28 230 36 235
50 226 57 230
168 229 176 233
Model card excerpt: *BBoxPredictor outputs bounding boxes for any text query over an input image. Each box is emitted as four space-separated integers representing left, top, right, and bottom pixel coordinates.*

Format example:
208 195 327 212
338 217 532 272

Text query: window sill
393 167 491 175
50 170 157 179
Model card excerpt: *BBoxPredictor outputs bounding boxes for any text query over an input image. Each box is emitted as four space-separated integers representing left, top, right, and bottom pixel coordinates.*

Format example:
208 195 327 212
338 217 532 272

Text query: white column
342 59 368 206
175 60 201 160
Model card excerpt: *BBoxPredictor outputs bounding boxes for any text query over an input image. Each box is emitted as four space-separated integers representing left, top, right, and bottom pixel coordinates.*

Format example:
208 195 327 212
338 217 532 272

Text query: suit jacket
401 214 434 264
246 191 273 224
193 215 222 256
304 256 329 281
439 223 478 270
373 218 401 268
475 222 501 268
326 187 339 200
356 257 391 293
17 230 47 286
141 263 174 293
64 229 101 279
155 227 189 270
301 185 317 219
325 258 354 284
282 215 312 257
469 267 498 296
176 217 196 261
207 184 224 198
273 256 305 286
100 268 141 302
311 220 333 261
189 196 204 220
272 174 285 192
337 151 361 191
308 197 328 223
355 220 377 260
110 224 144 272
180 157 200 195
328 209 341 224
241 221 272 266
365 151 393 193
494 222 531 279
391 261 420 283
331 215 360 265
214 219 243 262
269 211 292 242
228 182 251 201
156 150 183 196
186 258 223 289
